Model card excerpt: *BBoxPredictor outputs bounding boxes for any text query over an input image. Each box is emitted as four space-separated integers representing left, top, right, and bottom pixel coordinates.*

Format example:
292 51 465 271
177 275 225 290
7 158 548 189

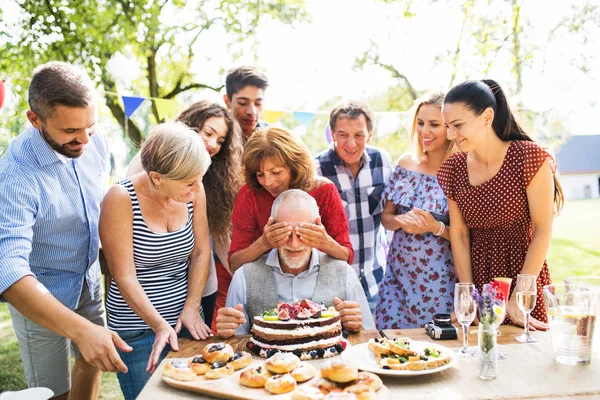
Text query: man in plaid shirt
315 100 393 314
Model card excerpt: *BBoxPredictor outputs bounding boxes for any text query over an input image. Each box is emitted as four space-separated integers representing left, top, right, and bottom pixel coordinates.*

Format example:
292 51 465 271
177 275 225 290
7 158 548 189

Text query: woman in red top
228 126 353 273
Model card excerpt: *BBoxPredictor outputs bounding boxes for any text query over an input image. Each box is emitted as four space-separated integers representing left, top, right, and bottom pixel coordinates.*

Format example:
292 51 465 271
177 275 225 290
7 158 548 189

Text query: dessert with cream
247 299 347 360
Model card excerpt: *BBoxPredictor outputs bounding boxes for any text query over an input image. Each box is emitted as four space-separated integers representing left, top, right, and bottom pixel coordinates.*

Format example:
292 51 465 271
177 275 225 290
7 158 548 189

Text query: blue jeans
115 327 190 400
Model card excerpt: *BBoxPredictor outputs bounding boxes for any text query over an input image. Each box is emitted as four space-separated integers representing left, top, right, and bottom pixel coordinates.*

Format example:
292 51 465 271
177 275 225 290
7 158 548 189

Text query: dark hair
329 100 375 133
243 127 315 193
225 66 269 100
28 61 95 119
176 101 243 241
444 79 564 212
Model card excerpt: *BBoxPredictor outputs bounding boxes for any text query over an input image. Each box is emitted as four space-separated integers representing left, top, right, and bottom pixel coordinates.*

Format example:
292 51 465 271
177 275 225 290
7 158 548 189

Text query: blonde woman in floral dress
375 92 457 329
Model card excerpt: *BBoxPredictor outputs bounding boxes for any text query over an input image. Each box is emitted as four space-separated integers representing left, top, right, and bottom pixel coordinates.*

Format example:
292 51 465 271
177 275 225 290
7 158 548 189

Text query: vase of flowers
472 282 505 380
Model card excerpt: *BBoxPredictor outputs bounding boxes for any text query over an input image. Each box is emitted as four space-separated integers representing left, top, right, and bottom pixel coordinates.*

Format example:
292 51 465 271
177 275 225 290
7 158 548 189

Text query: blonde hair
243 127 315 192
141 122 211 182
410 91 455 162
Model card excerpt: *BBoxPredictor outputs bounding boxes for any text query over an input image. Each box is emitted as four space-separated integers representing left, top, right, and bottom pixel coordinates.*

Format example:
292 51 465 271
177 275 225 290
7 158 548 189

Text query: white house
555 135 600 200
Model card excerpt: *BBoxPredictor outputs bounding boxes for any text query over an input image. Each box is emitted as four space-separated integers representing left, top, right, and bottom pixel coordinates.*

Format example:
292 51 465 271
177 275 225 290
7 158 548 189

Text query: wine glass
454 283 477 357
515 274 538 343
494 297 507 359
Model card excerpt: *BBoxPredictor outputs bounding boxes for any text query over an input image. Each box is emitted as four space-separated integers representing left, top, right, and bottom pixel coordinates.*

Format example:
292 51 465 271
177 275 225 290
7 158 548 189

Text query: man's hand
260 217 292 249
333 297 363 332
297 217 334 250
73 324 132 373
176 306 212 341
147 324 179 373
216 304 246 338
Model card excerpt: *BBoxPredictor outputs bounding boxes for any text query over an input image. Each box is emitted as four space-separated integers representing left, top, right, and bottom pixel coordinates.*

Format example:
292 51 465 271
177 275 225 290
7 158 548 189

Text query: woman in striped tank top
100 123 212 400
127 101 243 329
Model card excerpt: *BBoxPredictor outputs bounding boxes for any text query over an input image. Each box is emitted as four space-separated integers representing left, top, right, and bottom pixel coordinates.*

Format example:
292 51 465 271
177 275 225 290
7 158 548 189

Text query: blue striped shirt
0 126 109 309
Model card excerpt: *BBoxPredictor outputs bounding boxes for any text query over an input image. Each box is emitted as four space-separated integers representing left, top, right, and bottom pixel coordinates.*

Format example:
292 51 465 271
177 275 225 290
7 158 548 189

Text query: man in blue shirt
0 62 131 399
215 189 374 338
315 100 393 314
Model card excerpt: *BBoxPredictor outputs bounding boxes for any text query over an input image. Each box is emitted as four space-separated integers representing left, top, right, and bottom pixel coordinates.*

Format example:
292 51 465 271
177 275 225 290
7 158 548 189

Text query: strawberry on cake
246 299 347 360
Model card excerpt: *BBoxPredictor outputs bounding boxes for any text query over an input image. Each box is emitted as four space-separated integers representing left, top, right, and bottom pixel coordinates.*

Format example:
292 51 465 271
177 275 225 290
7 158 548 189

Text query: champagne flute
454 283 477 357
494 297 507 359
515 274 538 343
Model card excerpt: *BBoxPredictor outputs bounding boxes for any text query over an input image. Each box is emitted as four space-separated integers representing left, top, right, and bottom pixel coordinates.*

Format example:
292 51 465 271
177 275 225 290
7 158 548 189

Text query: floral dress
375 166 457 329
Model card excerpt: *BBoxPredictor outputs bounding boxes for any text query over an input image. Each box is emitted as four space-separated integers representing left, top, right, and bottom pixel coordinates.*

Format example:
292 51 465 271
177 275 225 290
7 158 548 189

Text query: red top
437 141 556 323
229 183 354 264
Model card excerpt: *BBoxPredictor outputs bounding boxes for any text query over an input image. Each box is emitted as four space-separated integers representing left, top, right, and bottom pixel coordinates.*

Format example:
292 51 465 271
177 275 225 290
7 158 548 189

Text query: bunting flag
122 96 145 119
154 98 179 121
262 110 284 124
0 81 5 110
292 111 317 127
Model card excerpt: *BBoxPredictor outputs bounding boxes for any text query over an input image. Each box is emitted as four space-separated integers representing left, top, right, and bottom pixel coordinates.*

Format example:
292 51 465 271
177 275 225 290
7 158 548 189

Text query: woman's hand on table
176 306 212 341
506 294 549 331
260 217 292 249
147 323 179 373
333 297 363 332
216 304 246 338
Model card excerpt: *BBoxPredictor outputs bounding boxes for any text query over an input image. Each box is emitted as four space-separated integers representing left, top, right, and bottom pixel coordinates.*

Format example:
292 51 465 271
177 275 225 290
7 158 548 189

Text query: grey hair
141 122 211 182
270 189 320 221
28 61 95 119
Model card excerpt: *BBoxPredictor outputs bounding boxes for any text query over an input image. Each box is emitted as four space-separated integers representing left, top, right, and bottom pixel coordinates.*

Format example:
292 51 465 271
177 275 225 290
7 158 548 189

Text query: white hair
270 189 320 221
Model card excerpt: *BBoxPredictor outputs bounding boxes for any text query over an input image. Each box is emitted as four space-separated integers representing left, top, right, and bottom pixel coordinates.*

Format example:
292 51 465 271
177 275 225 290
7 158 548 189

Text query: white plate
341 341 456 376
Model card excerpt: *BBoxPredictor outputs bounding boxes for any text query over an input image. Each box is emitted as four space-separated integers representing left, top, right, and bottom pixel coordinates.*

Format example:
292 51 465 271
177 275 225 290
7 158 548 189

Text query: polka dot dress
437 141 556 323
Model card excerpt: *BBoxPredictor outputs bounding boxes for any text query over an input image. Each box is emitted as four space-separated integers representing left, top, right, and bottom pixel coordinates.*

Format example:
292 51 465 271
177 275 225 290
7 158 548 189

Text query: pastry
202 342 234 363
291 361 317 383
188 355 210 375
264 373 297 394
265 352 300 374
239 365 272 388
204 361 235 379
162 360 196 381
320 360 358 383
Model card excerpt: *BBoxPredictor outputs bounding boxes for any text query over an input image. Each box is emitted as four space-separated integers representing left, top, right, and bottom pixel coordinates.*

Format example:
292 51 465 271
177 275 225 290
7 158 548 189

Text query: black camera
424 313 458 340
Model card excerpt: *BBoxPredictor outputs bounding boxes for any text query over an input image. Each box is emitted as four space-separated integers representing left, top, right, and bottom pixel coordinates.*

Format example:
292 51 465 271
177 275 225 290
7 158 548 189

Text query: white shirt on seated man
216 189 375 338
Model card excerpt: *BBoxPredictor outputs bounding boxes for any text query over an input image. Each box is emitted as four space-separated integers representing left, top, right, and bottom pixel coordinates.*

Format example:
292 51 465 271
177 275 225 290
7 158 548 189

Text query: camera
424 313 458 340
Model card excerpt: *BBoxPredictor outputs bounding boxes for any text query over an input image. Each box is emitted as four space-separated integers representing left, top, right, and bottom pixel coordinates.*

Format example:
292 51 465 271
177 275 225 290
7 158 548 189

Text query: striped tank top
106 179 196 330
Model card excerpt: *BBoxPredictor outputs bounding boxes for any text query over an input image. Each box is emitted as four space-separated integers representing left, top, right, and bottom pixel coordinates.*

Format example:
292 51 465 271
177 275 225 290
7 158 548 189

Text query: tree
0 0 307 146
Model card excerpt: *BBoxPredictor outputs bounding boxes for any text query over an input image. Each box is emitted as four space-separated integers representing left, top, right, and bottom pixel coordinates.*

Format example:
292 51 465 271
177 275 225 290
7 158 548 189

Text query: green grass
0 199 598 397
547 199 600 283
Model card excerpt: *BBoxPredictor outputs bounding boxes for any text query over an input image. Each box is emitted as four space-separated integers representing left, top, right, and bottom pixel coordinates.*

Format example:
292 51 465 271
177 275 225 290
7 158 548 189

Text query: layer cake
246 299 347 360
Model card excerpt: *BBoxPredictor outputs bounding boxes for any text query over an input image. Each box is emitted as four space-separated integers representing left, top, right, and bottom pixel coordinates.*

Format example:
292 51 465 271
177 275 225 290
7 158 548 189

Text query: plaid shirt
315 146 393 299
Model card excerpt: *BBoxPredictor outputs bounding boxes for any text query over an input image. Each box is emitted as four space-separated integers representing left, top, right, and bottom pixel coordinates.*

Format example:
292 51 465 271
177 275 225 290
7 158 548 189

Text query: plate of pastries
341 336 456 376
162 342 388 399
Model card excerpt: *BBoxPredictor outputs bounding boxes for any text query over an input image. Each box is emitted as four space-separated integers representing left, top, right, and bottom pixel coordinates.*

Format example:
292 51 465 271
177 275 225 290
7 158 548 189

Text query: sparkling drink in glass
543 283 600 365
516 274 538 343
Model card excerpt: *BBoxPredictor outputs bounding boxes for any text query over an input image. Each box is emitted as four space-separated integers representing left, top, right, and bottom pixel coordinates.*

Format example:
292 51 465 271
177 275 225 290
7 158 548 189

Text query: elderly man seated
216 189 375 337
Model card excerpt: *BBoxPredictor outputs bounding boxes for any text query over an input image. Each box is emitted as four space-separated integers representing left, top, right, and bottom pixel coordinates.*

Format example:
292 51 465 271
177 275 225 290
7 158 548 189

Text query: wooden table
138 325 600 399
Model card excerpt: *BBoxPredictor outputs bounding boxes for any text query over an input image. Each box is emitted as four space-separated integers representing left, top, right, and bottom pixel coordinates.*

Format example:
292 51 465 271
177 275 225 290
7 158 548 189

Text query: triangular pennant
325 124 332 144
262 110 284 124
154 98 179 121
121 96 145 119
292 111 316 127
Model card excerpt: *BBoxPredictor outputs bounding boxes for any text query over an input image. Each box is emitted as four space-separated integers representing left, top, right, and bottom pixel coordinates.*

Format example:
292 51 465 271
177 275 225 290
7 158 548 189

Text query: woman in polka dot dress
437 79 564 328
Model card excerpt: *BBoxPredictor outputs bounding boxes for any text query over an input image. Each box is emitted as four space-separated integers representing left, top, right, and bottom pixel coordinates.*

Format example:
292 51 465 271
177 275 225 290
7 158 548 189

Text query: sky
2 0 599 139
228 0 600 135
